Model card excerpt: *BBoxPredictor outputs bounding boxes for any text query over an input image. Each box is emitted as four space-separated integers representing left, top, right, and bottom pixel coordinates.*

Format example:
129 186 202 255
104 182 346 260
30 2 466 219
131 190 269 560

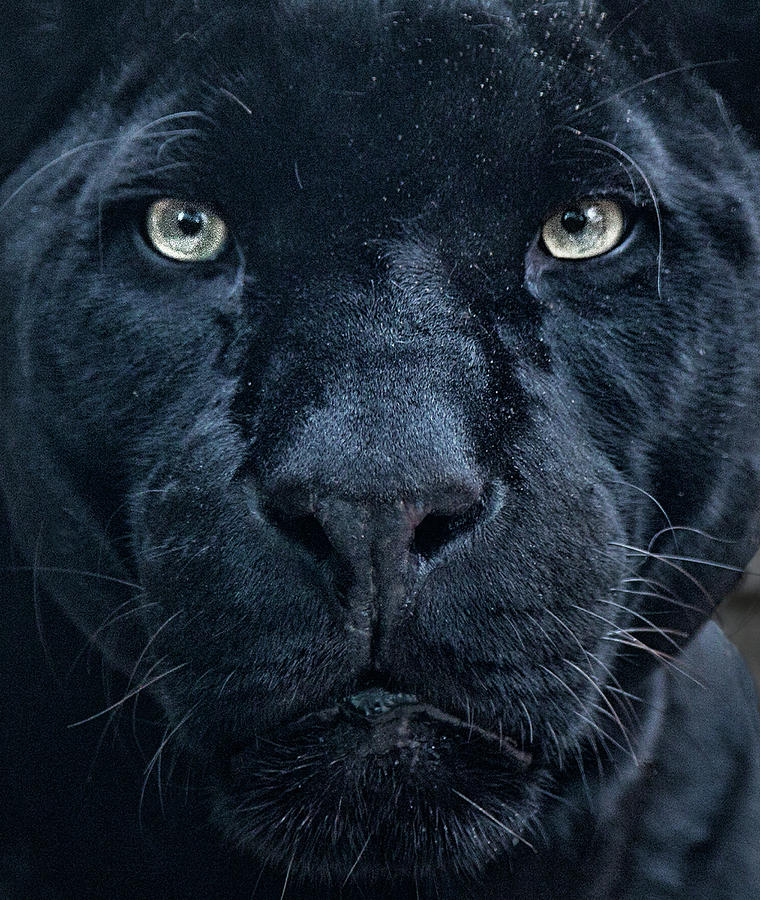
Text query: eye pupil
561 209 587 235
177 208 204 236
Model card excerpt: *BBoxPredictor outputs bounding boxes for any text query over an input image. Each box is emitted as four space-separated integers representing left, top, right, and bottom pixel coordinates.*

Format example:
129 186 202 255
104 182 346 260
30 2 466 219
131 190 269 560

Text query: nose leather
263 479 485 664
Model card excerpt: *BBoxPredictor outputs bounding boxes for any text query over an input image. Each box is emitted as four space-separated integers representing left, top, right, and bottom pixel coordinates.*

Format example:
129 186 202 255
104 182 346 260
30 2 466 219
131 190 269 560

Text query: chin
211 687 543 885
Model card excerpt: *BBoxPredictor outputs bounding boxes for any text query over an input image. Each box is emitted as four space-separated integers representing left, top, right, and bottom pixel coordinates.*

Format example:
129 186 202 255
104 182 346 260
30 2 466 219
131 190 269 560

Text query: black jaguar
1 1 759 897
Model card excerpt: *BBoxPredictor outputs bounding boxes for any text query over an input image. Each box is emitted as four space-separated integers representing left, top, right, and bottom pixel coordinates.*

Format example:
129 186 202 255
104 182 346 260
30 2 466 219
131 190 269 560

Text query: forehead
121 2 630 257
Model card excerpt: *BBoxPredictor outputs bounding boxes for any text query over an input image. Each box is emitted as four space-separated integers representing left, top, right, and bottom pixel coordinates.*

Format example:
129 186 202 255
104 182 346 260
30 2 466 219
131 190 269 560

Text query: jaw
207 690 546 885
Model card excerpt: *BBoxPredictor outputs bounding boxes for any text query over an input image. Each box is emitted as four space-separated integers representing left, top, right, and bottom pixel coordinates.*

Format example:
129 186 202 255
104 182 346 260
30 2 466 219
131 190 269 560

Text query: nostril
408 480 501 560
268 510 334 562
410 508 480 560
257 478 498 568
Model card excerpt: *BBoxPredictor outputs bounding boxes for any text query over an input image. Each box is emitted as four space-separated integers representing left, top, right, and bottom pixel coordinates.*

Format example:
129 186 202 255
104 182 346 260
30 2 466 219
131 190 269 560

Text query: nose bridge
244 261 492 487
249 272 498 663
268 388 479 503
274 268 484 494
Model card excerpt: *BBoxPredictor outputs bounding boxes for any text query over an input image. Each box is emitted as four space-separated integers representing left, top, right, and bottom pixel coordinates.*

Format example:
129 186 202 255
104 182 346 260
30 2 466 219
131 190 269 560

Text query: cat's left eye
145 198 228 262
541 198 625 260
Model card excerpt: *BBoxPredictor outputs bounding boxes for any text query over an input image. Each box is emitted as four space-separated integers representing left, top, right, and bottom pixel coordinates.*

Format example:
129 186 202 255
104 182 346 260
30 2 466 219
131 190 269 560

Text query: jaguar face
2 0 760 891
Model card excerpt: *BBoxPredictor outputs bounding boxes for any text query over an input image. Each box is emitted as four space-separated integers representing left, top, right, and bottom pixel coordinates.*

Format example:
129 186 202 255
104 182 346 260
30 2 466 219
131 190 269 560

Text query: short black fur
2 2 760 897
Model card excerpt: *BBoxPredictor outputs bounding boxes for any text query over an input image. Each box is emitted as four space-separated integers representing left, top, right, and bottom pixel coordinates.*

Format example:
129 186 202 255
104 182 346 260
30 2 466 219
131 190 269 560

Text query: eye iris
561 209 587 235
145 198 228 262
176 208 204 237
541 198 625 260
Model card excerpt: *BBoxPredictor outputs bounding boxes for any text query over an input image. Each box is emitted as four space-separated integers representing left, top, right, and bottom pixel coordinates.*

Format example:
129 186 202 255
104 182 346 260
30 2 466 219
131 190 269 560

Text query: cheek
132 476 358 732
398 477 628 698
22 220 243 394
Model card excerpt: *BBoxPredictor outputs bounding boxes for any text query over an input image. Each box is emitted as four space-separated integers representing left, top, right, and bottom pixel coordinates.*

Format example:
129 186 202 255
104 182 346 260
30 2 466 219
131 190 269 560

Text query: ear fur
602 0 760 139
0 1 137 179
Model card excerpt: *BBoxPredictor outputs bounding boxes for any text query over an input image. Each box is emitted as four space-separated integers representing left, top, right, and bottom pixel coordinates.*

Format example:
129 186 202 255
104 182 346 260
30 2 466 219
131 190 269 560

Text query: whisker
608 626 686 638
130 655 175 757
130 109 214 135
5 564 143 591
126 610 185 695
140 701 201 821
342 833 372 887
561 657 637 759
606 479 677 550
545 722 563 766
67 599 161 679
610 588 684 609
541 606 639 724
451 790 534 851
216 668 239 701
617 577 700 613
219 86 254 116
280 851 296 900
606 684 643 703
646 525 735 553
621 575 678 595
562 128 664 298
566 59 734 123
597 597 686 650
517 698 534 746
67 663 188 727
0 139 116 212
612 587 694 612
31 526 57 676
539 664 636 762
609 542 715 608
602 0 650 42
88 600 160 643
573 605 701 685
523 611 560 652
602 636 704 687
1 109 213 212
651 553 751 576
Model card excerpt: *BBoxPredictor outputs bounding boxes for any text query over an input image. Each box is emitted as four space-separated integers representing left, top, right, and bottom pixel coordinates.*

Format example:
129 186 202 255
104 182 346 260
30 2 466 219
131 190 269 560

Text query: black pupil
177 208 204 237
561 209 587 235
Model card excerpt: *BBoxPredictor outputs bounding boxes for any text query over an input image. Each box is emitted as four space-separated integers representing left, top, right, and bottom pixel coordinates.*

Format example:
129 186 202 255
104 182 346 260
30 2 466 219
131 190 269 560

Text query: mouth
325 687 532 764
226 686 533 781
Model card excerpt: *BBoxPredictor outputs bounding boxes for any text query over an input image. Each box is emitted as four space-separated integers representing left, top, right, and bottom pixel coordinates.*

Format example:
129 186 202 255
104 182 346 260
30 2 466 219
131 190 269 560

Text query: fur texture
1 2 760 897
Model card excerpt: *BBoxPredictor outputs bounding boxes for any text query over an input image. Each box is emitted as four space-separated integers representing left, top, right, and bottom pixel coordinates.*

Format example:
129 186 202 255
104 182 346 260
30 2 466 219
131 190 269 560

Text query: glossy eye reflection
145 198 228 262
541 198 625 260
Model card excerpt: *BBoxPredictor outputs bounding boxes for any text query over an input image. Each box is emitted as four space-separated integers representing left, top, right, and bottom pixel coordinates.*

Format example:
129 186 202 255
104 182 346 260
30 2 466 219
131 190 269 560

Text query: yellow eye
541 198 625 260
145 198 228 262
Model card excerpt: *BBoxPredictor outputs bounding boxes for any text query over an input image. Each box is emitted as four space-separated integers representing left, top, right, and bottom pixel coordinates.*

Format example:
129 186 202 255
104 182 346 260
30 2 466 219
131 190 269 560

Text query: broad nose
266 480 486 569
262 479 490 654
